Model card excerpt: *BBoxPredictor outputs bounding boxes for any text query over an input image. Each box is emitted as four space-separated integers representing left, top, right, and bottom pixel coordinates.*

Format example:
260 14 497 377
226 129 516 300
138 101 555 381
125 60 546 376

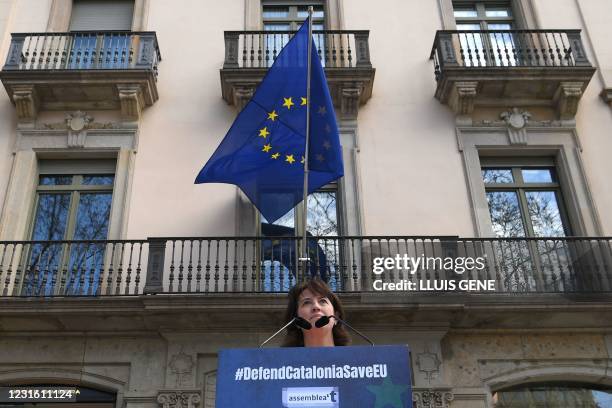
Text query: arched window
492 383 612 407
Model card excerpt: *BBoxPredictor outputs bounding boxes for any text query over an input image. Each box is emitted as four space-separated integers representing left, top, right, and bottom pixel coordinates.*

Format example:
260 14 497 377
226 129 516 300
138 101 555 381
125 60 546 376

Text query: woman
282 278 351 347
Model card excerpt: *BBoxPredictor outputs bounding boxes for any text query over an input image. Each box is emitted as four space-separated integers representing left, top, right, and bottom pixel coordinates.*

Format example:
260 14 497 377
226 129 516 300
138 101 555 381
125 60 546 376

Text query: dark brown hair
282 278 351 347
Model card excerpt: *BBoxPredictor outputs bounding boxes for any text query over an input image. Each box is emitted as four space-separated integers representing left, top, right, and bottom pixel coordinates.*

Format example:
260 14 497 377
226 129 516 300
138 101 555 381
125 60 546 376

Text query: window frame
481 159 572 237
262 1 327 30
456 126 603 238
453 0 515 30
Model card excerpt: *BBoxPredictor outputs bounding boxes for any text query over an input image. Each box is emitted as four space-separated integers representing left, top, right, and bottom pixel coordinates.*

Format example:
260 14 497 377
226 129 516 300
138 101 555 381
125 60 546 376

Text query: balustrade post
354 31 371 68
3 34 27 70
224 32 240 69
436 31 459 68
135 32 157 69
566 30 590 66
144 238 166 294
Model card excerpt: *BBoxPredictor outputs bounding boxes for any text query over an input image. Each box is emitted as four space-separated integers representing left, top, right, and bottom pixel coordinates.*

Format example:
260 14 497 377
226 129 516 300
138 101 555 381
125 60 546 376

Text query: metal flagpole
299 7 314 281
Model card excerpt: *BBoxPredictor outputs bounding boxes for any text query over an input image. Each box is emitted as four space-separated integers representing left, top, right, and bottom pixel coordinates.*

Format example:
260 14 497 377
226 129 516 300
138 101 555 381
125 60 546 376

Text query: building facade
0 0 611 407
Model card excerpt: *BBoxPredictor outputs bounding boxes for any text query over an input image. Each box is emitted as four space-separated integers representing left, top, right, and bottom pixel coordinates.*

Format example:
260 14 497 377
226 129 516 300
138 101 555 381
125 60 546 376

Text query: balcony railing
430 29 591 79
0 237 610 297
3 31 161 75
223 30 372 69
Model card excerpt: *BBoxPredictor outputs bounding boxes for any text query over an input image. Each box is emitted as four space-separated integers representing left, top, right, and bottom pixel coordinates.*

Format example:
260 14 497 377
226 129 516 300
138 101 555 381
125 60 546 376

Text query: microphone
315 316 375 346
259 317 311 348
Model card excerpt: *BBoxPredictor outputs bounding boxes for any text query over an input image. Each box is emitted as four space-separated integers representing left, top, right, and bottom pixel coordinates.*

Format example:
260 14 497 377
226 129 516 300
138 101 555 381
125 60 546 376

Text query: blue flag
195 18 343 224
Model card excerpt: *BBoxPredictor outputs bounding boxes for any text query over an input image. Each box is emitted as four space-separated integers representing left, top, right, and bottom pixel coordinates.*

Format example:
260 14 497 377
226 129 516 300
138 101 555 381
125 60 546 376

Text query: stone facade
0 0 611 407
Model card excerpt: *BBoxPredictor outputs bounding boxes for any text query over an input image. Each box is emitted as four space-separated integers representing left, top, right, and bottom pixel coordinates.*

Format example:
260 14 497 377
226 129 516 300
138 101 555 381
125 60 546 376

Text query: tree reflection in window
24 174 114 296
482 166 570 292
260 189 339 291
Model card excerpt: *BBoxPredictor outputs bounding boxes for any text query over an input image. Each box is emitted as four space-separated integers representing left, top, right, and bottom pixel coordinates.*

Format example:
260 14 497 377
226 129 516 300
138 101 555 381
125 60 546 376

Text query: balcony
0 31 161 124
0 236 610 332
0 236 610 296
220 30 375 118
429 30 596 118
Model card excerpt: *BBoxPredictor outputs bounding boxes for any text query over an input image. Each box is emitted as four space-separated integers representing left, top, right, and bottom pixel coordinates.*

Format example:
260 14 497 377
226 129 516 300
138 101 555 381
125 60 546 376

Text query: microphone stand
259 317 311 348
317 316 375 346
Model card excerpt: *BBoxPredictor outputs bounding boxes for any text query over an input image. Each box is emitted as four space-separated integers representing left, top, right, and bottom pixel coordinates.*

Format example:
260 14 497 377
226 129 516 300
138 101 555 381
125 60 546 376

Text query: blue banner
216 345 412 407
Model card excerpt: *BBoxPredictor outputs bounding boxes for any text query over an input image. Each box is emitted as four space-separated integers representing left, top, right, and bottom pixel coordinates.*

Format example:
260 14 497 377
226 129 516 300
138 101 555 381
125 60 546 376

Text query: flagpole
299 7 314 281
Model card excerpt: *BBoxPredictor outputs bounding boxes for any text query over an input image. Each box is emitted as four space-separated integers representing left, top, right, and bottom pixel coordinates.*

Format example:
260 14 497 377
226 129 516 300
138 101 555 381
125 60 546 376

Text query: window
260 183 341 291
481 160 579 292
262 2 325 67
482 164 569 238
493 383 612 407
68 0 135 69
23 161 115 296
453 1 515 66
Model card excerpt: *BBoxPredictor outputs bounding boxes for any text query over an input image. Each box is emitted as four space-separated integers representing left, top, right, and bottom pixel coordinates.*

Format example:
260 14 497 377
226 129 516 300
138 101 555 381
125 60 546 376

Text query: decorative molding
554 82 583 120
169 350 194 387
339 83 362 119
413 389 454 408
449 81 477 115
157 391 201 408
416 349 442 384
117 84 145 123
12 85 39 126
232 84 256 111
64 111 94 148
500 107 531 145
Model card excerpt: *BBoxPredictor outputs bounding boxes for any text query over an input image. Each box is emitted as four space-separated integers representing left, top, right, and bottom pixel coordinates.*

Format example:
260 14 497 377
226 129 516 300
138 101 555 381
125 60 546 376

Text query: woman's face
297 288 335 326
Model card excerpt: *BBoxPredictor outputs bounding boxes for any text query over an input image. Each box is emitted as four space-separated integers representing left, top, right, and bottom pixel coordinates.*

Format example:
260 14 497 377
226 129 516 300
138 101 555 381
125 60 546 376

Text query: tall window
453 1 515 66
482 162 574 292
262 3 325 66
24 165 115 296
68 0 135 69
482 165 569 237
260 184 340 291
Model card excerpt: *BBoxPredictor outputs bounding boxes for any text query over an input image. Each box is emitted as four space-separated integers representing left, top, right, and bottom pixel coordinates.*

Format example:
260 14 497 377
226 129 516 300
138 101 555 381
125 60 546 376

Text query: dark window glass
39 175 73 185
83 175 115 185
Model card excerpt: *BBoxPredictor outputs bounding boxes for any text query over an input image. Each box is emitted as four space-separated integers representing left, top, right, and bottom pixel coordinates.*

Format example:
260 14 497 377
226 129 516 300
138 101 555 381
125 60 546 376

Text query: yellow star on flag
267 110 278 121
301 97 307 106
271 153 280 159
286 154 296 164
259 127 270 138
301 156 305 164
282 97 294 110
262 143 272 152
318 106 327 115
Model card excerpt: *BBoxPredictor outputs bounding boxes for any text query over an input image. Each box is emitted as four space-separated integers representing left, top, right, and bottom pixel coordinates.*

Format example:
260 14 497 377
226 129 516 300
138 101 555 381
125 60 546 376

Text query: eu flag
195 18 343 223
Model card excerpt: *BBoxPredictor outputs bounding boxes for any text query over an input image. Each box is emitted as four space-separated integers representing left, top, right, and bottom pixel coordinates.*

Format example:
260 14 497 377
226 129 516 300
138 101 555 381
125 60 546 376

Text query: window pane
307 191 337 236
66 192 113 295
26 193 72 296
525 191 565 237
486 8 510 17
482 169 513 183
83 175 115 185
456 23 480 30
297 6 324 19
72 193 113 240
264 23 291 31
488 23 512 30
454 8 478 18
522 169 553 183
262 6 289 18
493 385 612 407
31 193 71 240
486 191 526 237
39 175 73 185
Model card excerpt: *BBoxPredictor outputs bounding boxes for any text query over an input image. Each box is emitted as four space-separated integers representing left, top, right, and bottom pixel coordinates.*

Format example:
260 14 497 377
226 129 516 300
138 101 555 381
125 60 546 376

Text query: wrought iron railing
2 31 161 75
430 29 591 80
223 30 371 69
0 237 610 297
